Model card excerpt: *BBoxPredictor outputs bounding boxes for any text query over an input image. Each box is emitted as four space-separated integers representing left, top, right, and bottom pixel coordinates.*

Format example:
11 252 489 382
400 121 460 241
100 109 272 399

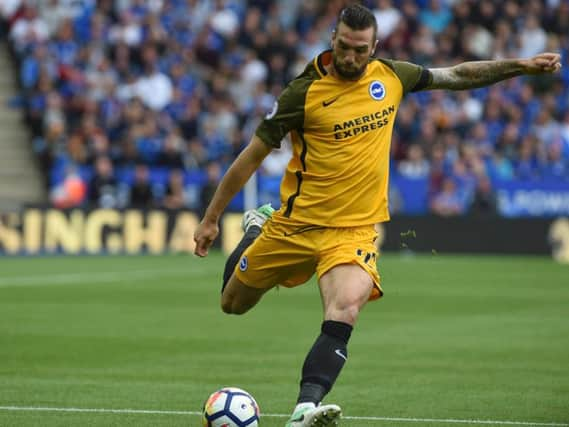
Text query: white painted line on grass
0 406 193 415
341 415 569 426
0 406 566 426
0 269 196 288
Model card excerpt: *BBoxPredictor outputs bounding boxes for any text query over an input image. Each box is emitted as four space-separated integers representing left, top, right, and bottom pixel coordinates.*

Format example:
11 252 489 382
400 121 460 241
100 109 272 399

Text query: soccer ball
202 387 260 427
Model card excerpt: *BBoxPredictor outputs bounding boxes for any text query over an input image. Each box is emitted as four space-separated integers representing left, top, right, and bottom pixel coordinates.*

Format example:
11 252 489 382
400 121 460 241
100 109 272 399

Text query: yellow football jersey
256 50 430 226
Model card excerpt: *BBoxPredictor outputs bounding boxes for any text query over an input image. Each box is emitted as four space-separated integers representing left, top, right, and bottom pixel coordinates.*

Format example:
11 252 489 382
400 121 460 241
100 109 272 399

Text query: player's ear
372 39 379 56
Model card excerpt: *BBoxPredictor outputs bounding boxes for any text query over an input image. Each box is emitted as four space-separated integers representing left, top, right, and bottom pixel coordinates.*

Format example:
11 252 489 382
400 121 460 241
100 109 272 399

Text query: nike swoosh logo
335 349 347 361
322 96 339 107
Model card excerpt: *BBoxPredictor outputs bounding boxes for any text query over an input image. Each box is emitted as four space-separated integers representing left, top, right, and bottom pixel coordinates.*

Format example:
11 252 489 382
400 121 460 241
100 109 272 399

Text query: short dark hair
335 4 378 42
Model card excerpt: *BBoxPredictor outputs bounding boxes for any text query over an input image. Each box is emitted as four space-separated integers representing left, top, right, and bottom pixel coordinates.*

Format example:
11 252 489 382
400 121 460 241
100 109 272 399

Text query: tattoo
426 59 525 90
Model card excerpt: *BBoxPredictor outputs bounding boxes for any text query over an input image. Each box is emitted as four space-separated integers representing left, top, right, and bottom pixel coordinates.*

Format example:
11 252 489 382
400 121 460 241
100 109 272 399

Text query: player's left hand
194 219 219 257
523 52 563 74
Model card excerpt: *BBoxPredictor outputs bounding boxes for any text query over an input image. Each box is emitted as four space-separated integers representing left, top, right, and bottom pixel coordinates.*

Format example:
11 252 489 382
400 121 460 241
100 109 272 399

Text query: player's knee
325 304 361 325
220 296 237 314
220 295 249 315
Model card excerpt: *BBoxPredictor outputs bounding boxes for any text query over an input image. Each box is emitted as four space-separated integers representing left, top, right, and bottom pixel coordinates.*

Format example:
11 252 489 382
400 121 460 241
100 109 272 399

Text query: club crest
369 81 386 101
239 256 248 271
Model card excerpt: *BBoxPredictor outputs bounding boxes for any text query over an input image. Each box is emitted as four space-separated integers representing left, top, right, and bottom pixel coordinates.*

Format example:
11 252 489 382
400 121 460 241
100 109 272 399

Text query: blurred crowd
1 0 568 215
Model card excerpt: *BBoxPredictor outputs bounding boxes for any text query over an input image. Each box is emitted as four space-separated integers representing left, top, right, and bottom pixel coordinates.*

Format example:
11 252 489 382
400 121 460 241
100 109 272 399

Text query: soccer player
194 4 561 426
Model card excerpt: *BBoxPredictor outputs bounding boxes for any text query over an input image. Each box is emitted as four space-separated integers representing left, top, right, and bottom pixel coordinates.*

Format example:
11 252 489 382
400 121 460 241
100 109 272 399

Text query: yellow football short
234 216 383 300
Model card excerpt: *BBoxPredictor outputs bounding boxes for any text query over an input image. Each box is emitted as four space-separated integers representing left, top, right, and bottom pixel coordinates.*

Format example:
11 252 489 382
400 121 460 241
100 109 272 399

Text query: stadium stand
0 32 43 210
1 0 568 215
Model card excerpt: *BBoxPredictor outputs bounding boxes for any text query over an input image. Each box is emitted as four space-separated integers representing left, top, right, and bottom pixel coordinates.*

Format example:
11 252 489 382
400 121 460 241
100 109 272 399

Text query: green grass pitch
0 252 567 427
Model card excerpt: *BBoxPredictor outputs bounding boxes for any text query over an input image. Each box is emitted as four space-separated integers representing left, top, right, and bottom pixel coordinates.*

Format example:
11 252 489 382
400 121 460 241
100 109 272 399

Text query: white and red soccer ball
202 387 260 427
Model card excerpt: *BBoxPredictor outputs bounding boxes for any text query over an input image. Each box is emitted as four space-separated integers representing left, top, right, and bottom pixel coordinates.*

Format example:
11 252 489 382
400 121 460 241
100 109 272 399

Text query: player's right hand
193 219 219 257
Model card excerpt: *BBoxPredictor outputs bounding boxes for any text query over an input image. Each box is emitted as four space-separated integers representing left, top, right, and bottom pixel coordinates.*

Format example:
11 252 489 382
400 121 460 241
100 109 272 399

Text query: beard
332 55 367 80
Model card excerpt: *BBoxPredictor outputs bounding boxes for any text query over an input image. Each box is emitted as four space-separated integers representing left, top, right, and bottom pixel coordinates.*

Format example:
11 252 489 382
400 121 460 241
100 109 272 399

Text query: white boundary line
0 269 196 288
0 406 567 426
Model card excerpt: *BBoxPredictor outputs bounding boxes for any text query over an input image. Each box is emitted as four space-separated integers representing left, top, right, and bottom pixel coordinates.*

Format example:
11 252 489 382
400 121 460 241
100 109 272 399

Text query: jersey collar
315 50 332 77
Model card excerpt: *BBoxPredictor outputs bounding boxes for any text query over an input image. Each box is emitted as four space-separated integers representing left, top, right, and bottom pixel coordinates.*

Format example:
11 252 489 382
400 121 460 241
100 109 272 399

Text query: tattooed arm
424 52 562 91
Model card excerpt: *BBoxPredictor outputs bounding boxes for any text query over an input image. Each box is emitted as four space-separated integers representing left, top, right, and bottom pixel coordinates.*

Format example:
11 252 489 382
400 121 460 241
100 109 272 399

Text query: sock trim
321 320 353 343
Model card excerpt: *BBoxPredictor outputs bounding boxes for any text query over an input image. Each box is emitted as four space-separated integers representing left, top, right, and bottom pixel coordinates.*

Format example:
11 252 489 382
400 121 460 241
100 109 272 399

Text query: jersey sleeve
255 79 308 149
380 59 432 95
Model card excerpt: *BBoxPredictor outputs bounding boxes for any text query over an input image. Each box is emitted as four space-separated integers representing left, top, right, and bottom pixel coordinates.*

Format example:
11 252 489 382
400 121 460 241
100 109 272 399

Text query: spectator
133 64 173 111
129 164 155 209
162 169 188 210
398 144 430 179
36 0 71 36
463 23 493 60
515 137 541 181
88 156 120 208
451 158 477 204
20 43 58 91
542 142 568 180
9 5 49 53
199 162 222 216
261 137 292 177
430 177 467 216
428 142 448 196
470 175 497 216
50 166 87 208
419 0 452 34
157 130 186 169
519 15 548 59
108 9 142 47
489 152 515 182
372 0 401 41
